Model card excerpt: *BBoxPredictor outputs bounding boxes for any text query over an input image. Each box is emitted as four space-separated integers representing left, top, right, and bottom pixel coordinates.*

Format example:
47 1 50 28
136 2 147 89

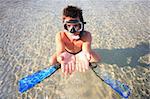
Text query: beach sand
0 0 149 99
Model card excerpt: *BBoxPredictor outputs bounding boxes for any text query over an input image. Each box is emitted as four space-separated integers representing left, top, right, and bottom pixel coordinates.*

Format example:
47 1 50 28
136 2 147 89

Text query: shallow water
0 0 149 99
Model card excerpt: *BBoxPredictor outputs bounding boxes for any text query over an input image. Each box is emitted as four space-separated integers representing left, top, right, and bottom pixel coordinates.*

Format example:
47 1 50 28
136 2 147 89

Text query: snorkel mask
64 20 86 40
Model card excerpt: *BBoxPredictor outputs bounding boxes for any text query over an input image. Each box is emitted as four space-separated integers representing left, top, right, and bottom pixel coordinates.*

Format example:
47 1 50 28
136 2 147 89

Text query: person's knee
49 58 54 65
96 54 101 62
90 51 101 63
94 52 101 61
49 53 57 65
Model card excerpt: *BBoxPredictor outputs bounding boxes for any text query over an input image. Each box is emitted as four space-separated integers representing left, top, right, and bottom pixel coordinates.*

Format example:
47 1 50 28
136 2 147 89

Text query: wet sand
0 0 149 99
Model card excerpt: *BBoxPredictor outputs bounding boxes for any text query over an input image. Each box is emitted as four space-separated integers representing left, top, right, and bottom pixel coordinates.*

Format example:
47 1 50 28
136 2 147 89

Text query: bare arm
55 32 76 74
82 32 100 62
55 32 65 62
75 32 92 72
82 32 92 53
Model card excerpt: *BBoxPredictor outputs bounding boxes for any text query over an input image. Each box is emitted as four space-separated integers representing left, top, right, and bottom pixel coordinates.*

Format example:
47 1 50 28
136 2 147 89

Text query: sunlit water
0 0 149 99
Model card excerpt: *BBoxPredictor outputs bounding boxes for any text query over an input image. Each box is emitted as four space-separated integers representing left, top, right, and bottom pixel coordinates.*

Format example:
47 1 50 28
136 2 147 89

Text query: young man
50 5 100 75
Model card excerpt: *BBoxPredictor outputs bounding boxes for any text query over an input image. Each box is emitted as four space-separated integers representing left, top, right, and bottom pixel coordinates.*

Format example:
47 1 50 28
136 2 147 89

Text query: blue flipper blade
91 65 131 98
18 64 60 93
103 76 131 98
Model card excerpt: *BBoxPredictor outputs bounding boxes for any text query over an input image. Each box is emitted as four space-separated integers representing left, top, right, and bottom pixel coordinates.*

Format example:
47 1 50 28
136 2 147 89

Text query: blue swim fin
18 64 60 93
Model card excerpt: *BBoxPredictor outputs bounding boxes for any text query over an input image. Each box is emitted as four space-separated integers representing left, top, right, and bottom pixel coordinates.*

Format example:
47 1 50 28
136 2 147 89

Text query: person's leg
89 50 101 63
49 53 58 65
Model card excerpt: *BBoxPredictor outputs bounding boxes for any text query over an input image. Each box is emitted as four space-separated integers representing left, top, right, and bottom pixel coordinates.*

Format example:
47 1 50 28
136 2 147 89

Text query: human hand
75 51 91 72
57 52 75 75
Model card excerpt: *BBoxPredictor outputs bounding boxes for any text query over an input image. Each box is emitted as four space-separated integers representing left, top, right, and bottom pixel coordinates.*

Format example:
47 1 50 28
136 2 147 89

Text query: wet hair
63 5 84 22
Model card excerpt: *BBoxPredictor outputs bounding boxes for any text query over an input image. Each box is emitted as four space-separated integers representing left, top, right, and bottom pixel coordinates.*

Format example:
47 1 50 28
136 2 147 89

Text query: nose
70 27 76 33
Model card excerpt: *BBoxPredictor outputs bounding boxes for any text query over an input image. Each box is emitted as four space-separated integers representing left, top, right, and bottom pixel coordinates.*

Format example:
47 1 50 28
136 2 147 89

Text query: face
63 17 83 35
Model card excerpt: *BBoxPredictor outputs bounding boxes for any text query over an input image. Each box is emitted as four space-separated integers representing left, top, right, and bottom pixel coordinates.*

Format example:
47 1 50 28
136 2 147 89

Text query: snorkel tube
79 21 86 37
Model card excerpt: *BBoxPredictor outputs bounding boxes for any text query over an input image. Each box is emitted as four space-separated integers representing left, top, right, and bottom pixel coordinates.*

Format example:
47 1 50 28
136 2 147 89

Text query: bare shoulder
55 31 64 41
82 31 92 42
55 32 61 38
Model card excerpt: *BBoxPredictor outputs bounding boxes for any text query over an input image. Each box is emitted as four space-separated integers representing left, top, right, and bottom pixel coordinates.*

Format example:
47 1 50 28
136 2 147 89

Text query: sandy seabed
0 0 149 99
